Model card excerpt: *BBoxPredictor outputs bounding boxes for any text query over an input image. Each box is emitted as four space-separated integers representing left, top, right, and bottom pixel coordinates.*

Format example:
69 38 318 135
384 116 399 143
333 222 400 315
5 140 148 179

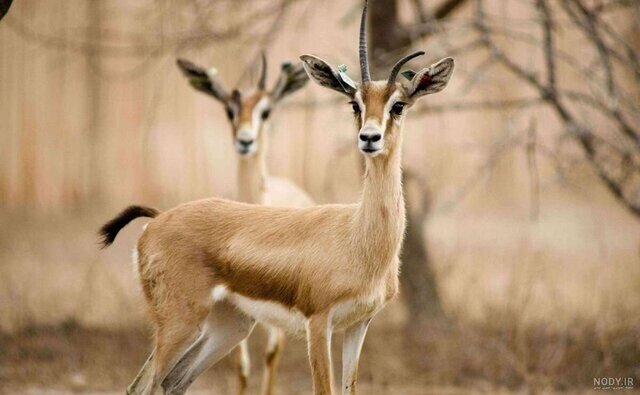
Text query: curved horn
359 0 371 83
258 52 268 90
387 51 425 85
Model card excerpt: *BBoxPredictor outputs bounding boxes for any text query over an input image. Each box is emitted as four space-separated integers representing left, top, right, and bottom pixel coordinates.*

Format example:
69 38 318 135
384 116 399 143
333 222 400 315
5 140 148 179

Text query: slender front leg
307 312 334 395
341 319 370 395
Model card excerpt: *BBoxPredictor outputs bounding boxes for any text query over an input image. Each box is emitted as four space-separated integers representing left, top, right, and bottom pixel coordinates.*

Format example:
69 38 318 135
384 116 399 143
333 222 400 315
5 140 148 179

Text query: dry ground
2 317 639 395
0 320 457 395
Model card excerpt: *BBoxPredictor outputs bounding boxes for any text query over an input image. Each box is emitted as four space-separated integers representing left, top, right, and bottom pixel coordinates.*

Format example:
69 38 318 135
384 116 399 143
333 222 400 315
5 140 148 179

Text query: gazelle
176 53 313 395
99 1 454 394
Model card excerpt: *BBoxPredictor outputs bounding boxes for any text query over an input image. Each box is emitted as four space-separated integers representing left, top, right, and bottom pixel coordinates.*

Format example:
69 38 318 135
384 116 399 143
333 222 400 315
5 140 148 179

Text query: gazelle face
226 90 272 156
301 0 454 160
351 82 410 157
177 55 309 158
301 54 454 159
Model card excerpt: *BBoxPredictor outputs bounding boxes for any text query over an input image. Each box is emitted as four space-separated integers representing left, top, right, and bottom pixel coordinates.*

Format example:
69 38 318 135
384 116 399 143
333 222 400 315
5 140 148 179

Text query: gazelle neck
237 131 268 205
354 126 406 276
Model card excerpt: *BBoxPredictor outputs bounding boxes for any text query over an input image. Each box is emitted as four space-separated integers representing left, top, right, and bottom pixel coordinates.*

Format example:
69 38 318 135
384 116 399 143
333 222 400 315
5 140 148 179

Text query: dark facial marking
390 102 405 116
350 101 361 115
226 107 235 120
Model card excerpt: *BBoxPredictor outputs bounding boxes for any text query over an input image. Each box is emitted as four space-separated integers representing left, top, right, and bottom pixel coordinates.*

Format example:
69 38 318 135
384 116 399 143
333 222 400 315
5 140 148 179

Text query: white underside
211 285 385 336
229 292 308 335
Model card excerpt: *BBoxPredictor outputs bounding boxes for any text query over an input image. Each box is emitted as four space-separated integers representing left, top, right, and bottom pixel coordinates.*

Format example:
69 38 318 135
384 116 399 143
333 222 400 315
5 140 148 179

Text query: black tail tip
98 225 117 249
98 205 160 249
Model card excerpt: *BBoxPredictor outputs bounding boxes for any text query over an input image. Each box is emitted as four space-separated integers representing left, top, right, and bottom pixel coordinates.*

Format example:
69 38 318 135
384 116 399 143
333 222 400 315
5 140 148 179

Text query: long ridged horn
388 51 425 85
359 0 371 83
258 52 267 90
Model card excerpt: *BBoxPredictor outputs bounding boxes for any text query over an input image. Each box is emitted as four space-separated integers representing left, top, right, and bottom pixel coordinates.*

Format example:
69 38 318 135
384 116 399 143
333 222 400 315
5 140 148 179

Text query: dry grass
1 316 638 394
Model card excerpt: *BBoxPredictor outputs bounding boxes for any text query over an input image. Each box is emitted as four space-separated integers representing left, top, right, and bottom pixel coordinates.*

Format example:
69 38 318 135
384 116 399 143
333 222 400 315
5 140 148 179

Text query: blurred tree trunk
368 0 469 70
369 0 445 324
86 1 103 202
402 174 445 322
369 0 410 67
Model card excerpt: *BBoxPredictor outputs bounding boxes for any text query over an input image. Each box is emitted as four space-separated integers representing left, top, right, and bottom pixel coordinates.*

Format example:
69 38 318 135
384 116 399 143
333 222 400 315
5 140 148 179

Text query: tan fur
235 90 313 207
237 92 266 128
131 81 416 395
130 24 454 394
232 89 313 395
138 83 405 393
307 312 334 395
126 88 314 395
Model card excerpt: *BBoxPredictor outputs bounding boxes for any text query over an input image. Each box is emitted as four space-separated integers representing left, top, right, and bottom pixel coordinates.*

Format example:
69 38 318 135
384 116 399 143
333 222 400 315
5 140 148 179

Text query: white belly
227 292 308 336
331 292 386 330
211 285 386 335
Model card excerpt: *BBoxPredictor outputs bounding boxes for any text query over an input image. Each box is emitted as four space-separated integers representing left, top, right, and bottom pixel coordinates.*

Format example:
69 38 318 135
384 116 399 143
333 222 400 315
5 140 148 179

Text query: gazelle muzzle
358 124 384 155
235 127 258 155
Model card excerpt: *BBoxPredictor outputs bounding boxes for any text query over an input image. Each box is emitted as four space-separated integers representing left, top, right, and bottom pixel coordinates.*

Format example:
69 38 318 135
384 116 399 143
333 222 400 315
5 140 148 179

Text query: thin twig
526 119 540 221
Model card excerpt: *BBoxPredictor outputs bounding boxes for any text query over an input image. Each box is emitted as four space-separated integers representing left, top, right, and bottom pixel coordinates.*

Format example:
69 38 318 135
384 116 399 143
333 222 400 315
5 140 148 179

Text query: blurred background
1 0 639 394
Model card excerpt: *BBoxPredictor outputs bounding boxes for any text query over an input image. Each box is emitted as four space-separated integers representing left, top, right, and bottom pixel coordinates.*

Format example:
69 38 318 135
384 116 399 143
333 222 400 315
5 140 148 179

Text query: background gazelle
99 1 454 394
176 53 313 395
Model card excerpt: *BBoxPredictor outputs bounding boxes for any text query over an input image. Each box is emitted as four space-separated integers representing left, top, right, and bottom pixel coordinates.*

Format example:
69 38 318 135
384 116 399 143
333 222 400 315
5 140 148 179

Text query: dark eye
350 101 361 114
391 102 405 116
261 108 271 120
226 108 234 120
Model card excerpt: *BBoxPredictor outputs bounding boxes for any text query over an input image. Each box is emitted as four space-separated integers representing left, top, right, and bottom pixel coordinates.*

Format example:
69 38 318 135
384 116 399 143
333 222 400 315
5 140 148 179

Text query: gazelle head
301 0 454 158
177 54 309 156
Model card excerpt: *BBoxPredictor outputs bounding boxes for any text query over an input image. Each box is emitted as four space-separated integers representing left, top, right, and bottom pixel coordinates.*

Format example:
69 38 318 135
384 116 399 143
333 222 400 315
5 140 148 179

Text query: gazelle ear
406 57 455 98
177 59 229 103
271 62 309 103
300 55 356 97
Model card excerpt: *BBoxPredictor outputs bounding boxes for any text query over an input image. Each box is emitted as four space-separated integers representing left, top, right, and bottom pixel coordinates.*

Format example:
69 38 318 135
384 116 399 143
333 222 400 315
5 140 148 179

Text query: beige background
0 0 638 336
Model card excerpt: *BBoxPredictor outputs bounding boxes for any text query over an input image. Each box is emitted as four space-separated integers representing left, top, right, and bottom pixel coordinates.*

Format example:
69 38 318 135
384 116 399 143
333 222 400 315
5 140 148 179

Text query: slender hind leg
143 316 204 395
126 348 155 395
237 339 251 395
162 300 255 395
260 326 285 395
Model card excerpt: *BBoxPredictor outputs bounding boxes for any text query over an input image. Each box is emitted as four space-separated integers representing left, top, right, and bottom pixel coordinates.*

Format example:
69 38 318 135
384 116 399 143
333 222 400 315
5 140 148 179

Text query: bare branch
469 0 640 218
536 0 556 93
526 119 540 221
434 0 469 20
560 0 640 147
414 97 541 114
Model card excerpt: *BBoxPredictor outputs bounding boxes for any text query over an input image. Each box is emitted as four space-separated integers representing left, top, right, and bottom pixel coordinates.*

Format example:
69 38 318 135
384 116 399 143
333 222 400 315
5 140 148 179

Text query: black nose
359 133 381 143
238 139 254 147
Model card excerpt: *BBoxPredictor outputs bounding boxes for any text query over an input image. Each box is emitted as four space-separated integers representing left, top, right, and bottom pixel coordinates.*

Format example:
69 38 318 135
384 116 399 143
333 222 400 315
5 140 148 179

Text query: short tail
98 205 160 248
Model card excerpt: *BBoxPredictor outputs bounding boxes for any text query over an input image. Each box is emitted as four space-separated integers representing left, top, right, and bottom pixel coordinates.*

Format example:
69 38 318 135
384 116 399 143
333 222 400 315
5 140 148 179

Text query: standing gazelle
176 53 313 395
99 1 454 394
